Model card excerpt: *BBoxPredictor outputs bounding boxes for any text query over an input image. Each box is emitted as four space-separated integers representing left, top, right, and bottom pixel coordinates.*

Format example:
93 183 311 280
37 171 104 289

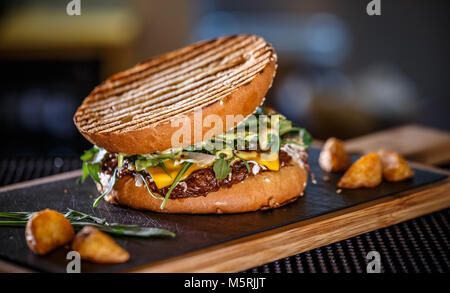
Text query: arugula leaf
281 128 313 148
242 160 251 173
93 168 117 208
213 154 232 180
77 162 89 184
300 128 313 147
80 147 98 161
136 173 164 201
279 119 293 136
159 162 172 178
86 163 101 184
160 162 193 209
78 147 107 184
80 147 106 164
233 152 251 174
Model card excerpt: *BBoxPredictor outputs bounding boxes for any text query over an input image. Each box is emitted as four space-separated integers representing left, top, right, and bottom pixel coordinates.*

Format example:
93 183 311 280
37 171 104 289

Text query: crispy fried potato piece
378 149 414 182
25 209 74 255
337 153 382 189
319 137 351 172
72 226 130 264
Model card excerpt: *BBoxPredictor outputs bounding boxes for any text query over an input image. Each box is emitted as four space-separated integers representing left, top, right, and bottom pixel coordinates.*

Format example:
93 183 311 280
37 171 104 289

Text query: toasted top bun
74 35 277 155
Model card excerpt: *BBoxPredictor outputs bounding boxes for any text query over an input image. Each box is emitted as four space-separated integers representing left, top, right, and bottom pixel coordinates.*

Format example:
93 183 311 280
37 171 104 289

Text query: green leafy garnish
80 147 99 161
160 162 192 209
159 162 172 178
86 163 101 184
78 146 107 184
93 168 117 208
241 160 251 173
136 173 164 201
0 209 175 238
300 128 313 147
77 162 89 184
234 151 251 174
213 154 232 180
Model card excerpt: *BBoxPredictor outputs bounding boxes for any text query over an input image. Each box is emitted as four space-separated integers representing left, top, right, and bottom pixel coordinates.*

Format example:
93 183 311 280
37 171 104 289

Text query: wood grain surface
345 124 450 165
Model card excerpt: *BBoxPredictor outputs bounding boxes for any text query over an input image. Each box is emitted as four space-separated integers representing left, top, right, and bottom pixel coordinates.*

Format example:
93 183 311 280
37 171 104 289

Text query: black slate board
0 149 447 272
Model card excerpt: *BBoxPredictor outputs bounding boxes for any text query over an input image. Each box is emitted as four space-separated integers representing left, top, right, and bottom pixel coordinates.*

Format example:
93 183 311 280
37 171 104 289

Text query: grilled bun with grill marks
102 164 307 214
74 35 277 155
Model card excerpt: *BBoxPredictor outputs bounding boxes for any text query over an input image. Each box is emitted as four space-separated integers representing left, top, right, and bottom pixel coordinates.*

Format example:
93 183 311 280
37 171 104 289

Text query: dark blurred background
0 0 449 157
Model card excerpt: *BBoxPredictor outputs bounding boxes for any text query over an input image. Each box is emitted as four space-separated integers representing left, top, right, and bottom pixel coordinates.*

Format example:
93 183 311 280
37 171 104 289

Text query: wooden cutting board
345 124 450 165
0 148 449 273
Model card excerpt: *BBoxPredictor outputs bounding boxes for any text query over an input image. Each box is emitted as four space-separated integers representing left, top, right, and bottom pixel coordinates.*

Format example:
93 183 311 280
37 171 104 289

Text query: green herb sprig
137 173 164 201
160 162 192 209
0 209 175 238
93 168 117 208
78 146 107 184
213 154 232 180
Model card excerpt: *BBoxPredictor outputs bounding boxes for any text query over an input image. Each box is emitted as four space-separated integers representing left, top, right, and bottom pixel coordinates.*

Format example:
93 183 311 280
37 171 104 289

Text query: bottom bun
103 164 307 214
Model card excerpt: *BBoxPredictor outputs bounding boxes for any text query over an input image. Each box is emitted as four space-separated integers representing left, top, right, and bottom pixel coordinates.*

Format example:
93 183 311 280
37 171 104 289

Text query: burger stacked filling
78 107 312 209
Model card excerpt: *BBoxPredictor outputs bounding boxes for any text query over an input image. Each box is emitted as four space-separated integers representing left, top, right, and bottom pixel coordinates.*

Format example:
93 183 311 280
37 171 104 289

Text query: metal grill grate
0 157 81 186
243 211 450 273
0 157 448 273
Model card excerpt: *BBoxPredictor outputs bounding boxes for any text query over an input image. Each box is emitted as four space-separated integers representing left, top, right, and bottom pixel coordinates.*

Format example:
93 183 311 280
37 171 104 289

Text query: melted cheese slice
147 160 209 189
234 151 280 171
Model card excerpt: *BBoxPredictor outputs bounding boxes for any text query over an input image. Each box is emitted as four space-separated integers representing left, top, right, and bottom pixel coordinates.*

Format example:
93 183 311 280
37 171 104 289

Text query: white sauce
248 161 261 175
134 175 143 187
178 181 188 192
281 144 306 168
99 172 111 188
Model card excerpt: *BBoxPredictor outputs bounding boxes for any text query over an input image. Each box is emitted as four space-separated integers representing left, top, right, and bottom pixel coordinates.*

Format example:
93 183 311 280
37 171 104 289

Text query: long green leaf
87 163 101 184
0 220 28 226
93 168 117 208
0 209 175 238
77 162 89 184
71 222 175 238
233 152 251 174
159 162 172 178
136 173 164 201
0 212 32 220
160 162 192 209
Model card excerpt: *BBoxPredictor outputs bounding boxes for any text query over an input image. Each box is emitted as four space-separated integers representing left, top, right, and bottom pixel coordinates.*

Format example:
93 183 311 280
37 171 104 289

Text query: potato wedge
72 226 130 263
25 209 74 255
337 153 382 189
319 137 351 172
378 149 414 182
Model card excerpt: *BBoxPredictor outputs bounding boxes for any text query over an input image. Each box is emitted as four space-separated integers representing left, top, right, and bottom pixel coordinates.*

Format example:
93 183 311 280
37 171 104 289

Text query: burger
74 35 311 214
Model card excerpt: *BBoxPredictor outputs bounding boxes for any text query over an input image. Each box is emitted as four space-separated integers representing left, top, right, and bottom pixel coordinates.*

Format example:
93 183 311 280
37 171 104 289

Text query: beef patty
101 150 306 199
